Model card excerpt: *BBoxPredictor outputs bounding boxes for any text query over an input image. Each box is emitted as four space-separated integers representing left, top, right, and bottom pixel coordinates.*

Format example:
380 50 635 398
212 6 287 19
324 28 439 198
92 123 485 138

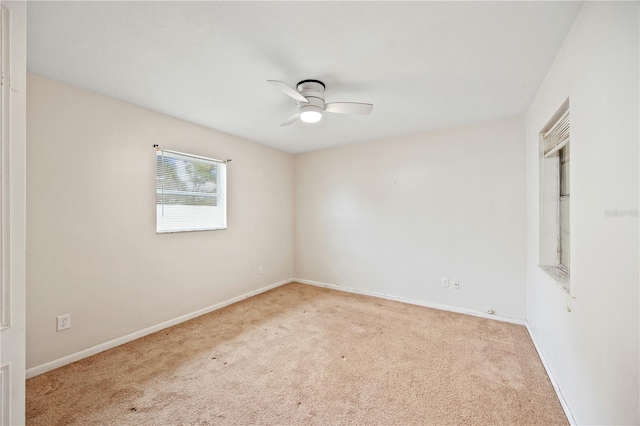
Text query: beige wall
26 74 294 369
525 2 639 424
294 117 527 319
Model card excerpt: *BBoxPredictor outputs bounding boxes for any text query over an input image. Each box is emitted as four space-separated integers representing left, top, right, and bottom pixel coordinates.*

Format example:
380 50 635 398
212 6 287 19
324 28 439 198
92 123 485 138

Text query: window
539 101 570 290
558 143 570 273
156 149 227 233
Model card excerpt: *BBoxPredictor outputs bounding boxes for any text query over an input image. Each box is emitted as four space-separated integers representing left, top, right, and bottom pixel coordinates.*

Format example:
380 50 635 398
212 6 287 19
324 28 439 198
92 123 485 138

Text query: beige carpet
27 283 567 425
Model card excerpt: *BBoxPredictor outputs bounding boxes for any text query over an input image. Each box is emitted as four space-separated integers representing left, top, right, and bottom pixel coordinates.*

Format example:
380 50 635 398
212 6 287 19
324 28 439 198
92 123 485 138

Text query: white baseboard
294 278 527 326
26 278 294 379
525 323 576 425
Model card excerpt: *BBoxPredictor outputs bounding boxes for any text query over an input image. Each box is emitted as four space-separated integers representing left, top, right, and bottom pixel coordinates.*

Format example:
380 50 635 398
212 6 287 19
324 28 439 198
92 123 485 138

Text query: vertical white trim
1 3 26 424
0 6 10 330
0 364 9 426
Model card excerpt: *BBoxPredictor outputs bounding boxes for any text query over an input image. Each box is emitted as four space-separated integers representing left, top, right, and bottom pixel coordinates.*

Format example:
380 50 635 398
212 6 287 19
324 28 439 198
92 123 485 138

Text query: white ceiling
27 1 582 154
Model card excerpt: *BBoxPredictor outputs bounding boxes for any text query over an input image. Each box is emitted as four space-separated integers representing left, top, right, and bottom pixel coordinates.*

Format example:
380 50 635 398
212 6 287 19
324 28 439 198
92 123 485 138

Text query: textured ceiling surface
27 1 582 153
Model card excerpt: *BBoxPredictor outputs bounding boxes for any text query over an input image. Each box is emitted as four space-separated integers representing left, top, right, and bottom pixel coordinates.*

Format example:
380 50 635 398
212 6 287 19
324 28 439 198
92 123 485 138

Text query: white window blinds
543 110 570 156
156 149 227 233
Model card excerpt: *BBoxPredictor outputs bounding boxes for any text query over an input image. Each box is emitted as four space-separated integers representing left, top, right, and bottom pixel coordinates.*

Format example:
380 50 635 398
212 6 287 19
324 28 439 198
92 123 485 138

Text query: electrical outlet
57 314 71 331
441 277 449 288
452 280 460 290
258 265 264 274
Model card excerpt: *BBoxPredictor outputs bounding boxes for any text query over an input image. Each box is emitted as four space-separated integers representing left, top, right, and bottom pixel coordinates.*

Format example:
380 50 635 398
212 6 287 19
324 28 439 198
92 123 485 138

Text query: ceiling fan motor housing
296 80 326 122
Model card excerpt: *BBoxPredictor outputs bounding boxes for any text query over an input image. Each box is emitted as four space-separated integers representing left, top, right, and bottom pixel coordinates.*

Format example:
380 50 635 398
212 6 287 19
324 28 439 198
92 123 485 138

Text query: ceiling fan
267 79 373 126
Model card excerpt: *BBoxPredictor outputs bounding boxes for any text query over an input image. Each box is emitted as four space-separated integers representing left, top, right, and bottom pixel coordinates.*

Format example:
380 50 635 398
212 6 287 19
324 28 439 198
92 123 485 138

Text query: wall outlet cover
57 314 71 331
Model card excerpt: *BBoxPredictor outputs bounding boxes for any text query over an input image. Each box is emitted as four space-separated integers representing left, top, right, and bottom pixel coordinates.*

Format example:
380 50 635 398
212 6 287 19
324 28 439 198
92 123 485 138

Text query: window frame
155 148 228 234
538 99 571 293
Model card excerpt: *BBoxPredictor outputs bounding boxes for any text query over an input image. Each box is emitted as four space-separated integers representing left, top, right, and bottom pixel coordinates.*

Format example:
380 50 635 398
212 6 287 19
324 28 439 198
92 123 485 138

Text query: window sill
539 265 570 294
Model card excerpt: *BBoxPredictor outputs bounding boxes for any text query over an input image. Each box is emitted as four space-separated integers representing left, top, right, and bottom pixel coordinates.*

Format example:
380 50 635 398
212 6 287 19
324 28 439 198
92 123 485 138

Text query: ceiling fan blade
280 113 300 127
324 102 373 115
267 80 308 103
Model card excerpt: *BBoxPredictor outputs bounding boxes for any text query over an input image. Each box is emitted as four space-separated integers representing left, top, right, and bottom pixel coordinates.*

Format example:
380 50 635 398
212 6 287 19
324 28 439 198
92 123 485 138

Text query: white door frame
0 2 26 425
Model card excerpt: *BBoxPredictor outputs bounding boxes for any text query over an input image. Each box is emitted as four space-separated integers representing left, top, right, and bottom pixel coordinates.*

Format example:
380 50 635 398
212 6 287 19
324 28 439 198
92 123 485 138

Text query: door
0 2 26 425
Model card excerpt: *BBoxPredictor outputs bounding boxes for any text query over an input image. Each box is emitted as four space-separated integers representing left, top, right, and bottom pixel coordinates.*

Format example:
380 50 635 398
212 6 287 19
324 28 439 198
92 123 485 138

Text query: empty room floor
26 283 567 425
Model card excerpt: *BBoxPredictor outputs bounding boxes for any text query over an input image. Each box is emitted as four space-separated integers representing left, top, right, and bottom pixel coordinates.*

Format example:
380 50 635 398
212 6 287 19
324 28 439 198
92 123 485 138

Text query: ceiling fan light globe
300 109 323 123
